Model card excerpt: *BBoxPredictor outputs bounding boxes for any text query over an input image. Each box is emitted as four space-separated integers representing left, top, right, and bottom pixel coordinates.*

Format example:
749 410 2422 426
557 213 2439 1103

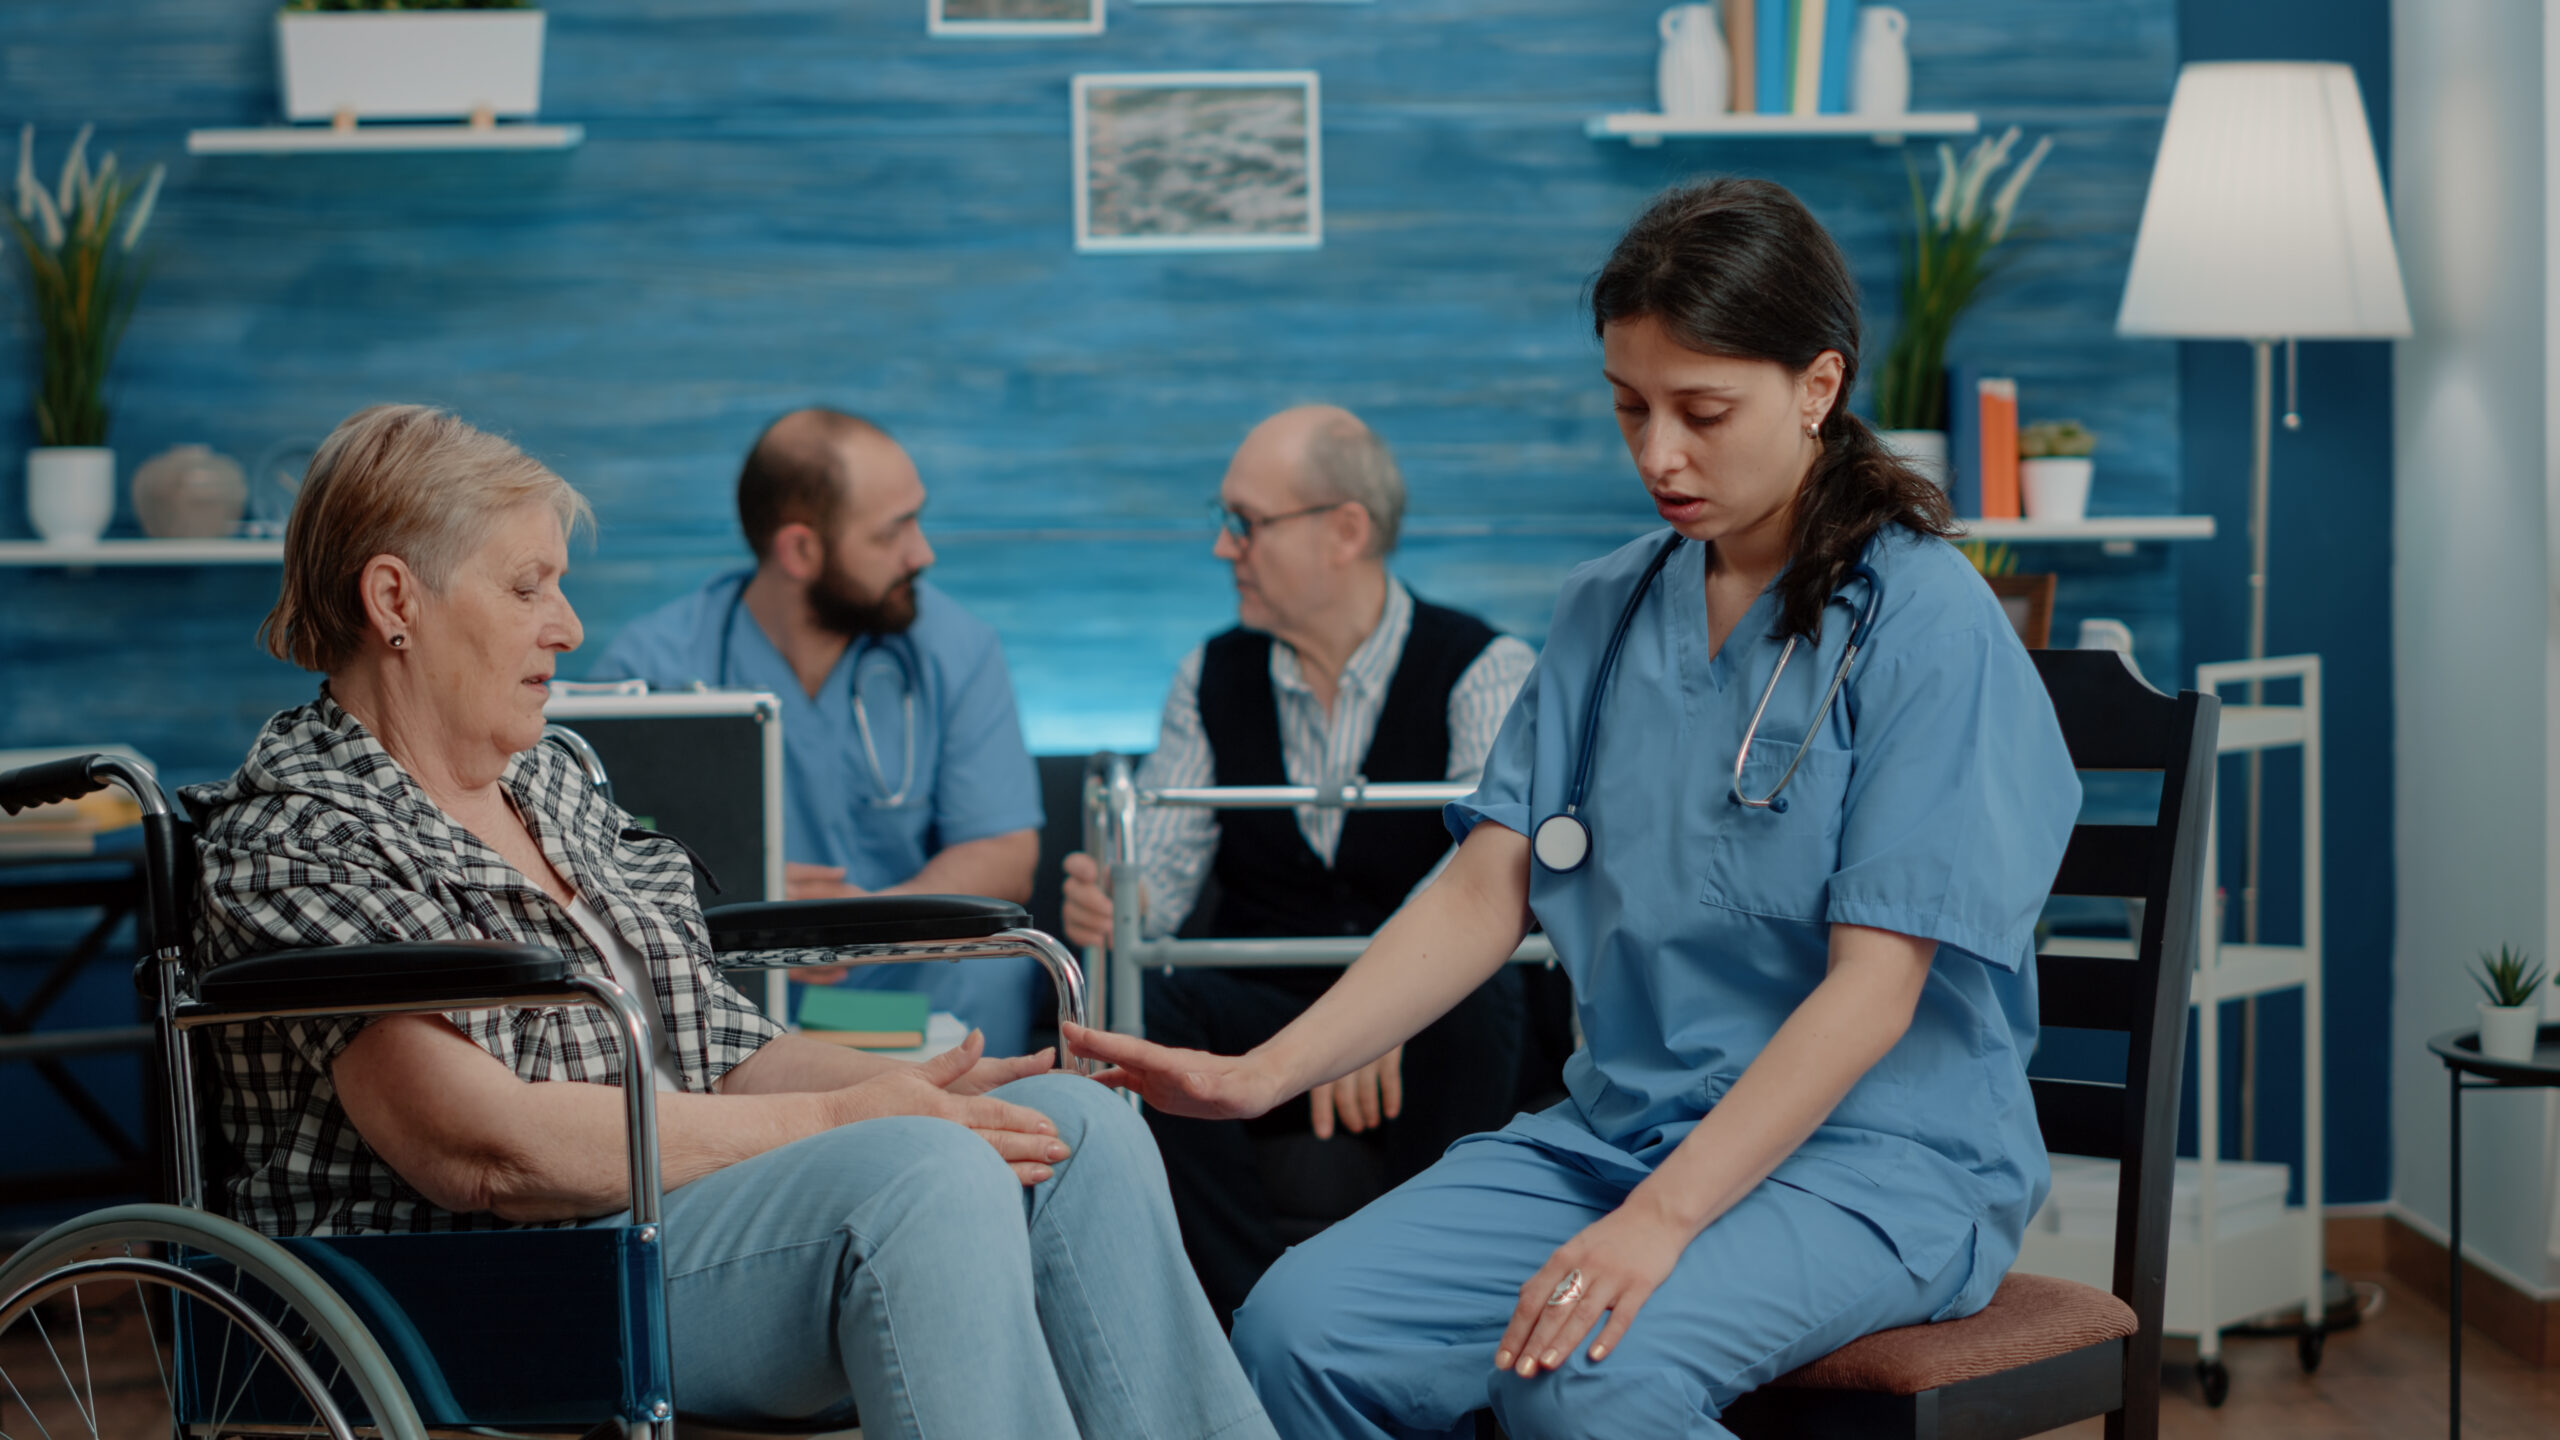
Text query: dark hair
1591 177 1955 641
736 408 889 561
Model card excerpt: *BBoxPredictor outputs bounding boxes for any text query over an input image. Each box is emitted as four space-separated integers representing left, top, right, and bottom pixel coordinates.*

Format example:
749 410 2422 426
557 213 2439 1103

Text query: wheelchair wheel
0 1204 425 1440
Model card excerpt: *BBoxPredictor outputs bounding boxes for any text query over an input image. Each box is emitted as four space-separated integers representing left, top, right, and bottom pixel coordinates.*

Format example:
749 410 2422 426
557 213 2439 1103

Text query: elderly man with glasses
1060 405 1536 1327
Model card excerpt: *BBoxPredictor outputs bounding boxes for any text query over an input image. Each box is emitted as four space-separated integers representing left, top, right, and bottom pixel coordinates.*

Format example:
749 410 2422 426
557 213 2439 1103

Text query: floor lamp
2117 62 2410 1159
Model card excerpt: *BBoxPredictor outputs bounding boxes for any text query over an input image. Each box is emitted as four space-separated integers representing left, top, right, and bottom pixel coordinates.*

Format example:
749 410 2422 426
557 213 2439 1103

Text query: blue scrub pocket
1700 738 1850 921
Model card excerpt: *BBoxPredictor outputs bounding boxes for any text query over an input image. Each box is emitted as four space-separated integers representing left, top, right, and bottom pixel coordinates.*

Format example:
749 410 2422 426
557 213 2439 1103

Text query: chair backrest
2026 649 2219 1438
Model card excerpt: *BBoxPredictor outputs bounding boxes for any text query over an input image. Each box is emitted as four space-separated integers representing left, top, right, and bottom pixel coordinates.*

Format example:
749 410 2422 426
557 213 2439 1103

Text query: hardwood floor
2040 1271 2560 1439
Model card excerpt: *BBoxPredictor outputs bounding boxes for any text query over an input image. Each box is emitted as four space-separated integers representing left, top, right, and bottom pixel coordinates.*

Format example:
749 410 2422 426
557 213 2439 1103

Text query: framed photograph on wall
1073 71 1322 252
930 0 1105 39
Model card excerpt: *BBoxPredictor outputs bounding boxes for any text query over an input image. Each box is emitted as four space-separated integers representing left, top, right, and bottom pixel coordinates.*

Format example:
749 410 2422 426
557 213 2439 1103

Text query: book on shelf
1725 0 1756 114
1945 364 1984 518
1791 0 1827 117
796 987 931 1049
1978 377 2022 519
1818 0 1856 112
1755 0 1790 114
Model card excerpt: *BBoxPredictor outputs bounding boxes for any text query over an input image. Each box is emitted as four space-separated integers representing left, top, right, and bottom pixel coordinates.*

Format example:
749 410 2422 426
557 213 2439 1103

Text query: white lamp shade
2117 62 2411 339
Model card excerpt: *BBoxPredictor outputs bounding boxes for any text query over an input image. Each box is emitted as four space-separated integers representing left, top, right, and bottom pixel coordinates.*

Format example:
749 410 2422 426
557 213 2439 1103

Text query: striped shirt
1129 580 1535 938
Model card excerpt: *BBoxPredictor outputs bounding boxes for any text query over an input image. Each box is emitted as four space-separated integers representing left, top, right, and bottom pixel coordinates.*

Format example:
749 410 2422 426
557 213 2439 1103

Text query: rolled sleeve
1824 626 2080 971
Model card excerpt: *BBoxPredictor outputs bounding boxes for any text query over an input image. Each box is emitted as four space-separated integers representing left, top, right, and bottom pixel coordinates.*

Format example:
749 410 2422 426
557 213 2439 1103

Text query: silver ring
1543 1269 1587 1308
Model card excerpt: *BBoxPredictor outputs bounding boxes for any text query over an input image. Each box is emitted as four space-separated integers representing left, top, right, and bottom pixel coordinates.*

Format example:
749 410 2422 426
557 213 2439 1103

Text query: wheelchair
0 739 1092 1440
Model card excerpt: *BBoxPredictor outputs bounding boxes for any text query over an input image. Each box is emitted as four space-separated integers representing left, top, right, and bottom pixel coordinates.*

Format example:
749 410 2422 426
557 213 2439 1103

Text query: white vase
27 446 116 547
1656 4 1730 119
2478 1001 2542 1062
1877 428 1950 490
1851 5 1912 118
2023 457 2095 522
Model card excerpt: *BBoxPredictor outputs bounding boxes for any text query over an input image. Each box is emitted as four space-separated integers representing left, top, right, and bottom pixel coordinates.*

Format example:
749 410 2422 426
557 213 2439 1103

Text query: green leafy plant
282 2 533 12
1957 540 2017 577
2021 420 2097 459
1873 128 2054 433
8 126 164 448
2471 944 2548 1008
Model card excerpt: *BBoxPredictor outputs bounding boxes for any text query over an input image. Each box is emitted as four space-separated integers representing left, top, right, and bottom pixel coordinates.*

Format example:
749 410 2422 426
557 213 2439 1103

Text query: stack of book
797 987 932 1049
1944 367 2021 520
1723 0 1861 115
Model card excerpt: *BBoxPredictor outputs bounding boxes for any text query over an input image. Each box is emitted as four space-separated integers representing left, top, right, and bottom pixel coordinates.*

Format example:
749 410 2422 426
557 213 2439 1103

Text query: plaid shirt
185 693 787 1236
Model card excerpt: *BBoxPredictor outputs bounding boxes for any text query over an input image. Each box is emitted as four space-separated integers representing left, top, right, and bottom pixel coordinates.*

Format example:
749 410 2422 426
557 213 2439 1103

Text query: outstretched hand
1060 1020 1283 1122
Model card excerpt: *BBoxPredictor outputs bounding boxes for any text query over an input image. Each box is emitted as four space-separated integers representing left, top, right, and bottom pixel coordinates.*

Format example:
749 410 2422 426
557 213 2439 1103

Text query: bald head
1236 405 1405 558
737 408 898 561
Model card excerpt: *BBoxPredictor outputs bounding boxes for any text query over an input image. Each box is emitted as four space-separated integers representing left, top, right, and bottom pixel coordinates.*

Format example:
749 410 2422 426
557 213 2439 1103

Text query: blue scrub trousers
1230 1129 1974 1440
620 1073 1274 1439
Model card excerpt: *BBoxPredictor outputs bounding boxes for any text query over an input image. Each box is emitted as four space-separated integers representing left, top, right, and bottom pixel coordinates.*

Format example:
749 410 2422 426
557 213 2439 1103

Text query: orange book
1978 378 2021 519
1725 1 1755 113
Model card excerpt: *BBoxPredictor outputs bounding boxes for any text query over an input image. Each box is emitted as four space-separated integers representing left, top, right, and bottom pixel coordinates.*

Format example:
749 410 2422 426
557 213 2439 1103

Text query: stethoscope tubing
720 580 919 808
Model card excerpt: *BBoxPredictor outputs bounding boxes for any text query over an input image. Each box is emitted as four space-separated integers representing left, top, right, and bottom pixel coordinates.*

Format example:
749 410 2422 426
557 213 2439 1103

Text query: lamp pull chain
2283 336 2303 430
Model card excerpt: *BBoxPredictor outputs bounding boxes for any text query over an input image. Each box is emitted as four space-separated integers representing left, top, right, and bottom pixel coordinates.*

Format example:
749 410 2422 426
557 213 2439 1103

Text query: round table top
2428 1023 2560 1084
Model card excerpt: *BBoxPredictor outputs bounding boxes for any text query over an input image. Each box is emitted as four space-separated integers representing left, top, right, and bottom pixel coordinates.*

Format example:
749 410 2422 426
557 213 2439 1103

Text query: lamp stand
2237 336 2277 1159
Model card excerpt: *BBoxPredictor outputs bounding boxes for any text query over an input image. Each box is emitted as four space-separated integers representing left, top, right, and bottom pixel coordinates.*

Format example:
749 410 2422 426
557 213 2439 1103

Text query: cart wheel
2196 1357 2231 1407
2297 1326 2326 1373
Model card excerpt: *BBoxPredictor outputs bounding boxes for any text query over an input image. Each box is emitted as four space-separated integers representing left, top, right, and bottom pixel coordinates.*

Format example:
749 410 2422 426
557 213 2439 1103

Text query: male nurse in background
592 408 1047 1055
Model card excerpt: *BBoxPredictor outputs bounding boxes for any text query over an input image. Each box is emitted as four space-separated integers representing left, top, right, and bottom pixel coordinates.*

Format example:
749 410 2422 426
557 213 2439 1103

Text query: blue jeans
616 1072 1273 1440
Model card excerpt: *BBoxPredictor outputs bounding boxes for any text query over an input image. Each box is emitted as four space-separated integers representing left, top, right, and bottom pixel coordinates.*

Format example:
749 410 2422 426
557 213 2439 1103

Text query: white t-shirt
562 895 683 1094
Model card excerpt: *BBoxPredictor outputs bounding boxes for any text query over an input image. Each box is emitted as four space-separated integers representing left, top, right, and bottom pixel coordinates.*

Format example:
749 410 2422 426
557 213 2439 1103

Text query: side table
2425 1023 2560 1438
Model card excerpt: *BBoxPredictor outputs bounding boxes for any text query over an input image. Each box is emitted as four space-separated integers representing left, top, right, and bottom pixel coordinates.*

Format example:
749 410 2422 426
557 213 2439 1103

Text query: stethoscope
1530 534 1885 873
718 582 918 809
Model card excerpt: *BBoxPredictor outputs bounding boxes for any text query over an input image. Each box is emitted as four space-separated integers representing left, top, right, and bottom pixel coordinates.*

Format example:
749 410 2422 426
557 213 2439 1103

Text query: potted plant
2471 944 2547 1062
1872 127 2053 487
2020 420 2097 522
9 126 163 547
277 1 547 128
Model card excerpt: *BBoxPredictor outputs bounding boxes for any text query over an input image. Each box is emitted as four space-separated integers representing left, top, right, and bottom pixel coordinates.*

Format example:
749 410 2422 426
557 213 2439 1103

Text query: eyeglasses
1211 499 1346 544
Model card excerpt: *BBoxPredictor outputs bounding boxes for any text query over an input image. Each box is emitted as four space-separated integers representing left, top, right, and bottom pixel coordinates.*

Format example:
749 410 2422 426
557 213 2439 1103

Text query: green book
796 988 931 1048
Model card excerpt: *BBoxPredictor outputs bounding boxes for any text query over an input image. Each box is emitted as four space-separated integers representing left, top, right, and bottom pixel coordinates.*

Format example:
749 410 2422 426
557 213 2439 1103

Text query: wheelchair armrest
195 941 573 1010
702 895 1031 953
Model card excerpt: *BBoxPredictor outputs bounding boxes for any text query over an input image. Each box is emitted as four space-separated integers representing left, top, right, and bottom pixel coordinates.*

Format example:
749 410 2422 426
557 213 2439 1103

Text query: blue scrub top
590 569 1044 891
1448 525 2080 1319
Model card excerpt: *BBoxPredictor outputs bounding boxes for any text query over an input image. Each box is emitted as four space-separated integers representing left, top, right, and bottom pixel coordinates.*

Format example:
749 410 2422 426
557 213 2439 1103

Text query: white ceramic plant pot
26 446 115 547
1877 429 1950 490
276 10 547 124
2023 457 2095 522
2478 1000 2542 1063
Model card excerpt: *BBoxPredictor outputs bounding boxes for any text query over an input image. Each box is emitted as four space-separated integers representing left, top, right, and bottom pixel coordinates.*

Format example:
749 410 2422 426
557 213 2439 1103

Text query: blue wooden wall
1 0 2180 766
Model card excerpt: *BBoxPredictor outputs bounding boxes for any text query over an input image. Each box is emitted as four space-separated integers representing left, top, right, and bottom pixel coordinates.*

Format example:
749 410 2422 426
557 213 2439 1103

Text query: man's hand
787 862 867 901
1059 852 1113 949
828 1031 1069 1185
1309 1044 1403 1139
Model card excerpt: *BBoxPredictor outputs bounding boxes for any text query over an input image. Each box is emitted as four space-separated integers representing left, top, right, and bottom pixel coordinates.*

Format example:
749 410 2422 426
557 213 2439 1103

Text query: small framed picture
1128 1 1370 6
930 0 1105 39
1073 71 1323 253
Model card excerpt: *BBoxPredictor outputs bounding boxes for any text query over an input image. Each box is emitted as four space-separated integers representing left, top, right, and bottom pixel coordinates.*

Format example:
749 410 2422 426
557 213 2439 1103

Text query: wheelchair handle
0 753 188 958
0 755 111 814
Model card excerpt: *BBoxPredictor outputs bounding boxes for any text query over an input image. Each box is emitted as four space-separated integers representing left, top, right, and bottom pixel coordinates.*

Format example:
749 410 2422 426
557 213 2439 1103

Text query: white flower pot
26 447 116 547
2478 1000 2543 1063
2023 457 2095 522
277 11 548 124
1877 429 1950 490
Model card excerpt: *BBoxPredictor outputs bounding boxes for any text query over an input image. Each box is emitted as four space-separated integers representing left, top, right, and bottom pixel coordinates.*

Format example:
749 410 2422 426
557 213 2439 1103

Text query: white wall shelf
187 123 582 155
1585 111 1980 147
1955 515 2216 545
0 539 283 567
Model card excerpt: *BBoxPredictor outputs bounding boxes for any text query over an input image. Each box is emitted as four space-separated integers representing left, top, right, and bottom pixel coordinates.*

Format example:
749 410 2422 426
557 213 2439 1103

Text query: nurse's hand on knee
827 1031 1070 1185
1493 1199 1691 1378
1060 1021 1280 1121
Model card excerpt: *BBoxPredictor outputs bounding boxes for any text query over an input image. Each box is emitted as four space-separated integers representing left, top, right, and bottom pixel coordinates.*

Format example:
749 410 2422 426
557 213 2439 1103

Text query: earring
389 635 407 649
1805 421 1821 438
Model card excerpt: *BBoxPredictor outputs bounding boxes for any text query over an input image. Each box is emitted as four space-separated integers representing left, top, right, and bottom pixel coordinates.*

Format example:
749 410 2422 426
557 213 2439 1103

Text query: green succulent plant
2021 420 2098 459
2472 944 2548 1008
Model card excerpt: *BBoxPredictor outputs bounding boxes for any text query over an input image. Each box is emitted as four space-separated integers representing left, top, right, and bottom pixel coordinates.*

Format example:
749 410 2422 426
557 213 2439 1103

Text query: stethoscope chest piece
1533 812 1592 873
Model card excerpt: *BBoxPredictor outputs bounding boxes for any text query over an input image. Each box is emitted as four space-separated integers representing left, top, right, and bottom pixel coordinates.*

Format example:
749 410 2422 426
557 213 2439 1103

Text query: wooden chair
1987 572 2059 649
1722 648 2220 1440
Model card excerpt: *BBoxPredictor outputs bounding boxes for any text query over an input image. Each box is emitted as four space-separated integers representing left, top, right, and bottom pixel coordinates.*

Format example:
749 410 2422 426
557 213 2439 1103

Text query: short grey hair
1296 414 1405 557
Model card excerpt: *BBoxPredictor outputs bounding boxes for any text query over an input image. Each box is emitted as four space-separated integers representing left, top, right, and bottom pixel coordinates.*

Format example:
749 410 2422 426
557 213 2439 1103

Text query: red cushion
1771 1273 2137 1396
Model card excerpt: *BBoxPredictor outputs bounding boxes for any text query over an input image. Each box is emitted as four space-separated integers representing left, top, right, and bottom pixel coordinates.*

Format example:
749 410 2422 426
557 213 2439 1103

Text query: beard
808 548 923 638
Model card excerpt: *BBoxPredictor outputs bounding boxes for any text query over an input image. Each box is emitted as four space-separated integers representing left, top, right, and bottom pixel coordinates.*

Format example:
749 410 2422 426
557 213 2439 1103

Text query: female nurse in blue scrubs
1068 178 2082 1440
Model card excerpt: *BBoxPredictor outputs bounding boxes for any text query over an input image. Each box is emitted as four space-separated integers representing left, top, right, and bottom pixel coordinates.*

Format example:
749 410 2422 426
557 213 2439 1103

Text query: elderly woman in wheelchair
0 404 1270 1440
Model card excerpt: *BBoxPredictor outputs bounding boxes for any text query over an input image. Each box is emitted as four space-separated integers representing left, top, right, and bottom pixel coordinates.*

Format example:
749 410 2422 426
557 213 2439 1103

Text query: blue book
1944 364 1984 518
1756 0 1792 114
1819 0 1858 112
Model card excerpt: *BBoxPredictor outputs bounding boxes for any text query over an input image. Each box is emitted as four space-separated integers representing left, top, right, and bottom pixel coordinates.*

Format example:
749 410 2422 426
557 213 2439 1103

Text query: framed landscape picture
930 0 1105 39
1073 71 1322 252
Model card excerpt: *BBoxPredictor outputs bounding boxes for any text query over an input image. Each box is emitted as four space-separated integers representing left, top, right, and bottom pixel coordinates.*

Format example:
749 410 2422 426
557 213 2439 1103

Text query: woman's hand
947 1039 1057 1096
1494 1190 1695 1378
1061 1020 1285 1121
828 1031 1069 1185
